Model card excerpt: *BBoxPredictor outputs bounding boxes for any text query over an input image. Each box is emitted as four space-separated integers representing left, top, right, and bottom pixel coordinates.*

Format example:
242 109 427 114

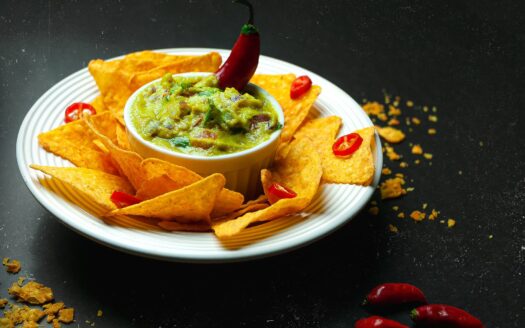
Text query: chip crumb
52 318 61 328
422 203 428 210
3 304 45 326
382 167 392 175
387 118 400 126
410 210 426 222
414 159 420 165
368 207 379 215
97 310 103 317
395 173 404 178
388 105 402 116
2 258 21 274
406 100 414 107
428 209 439 220
8 281 54 305
377 113 388 121
370 200 378 206
392 206 399 211
399 162 408 168
458 170 463 175
488 234 493 239
423 106 429 112
377 126 405 143
380 178 406 200
17 277 26 286
428 128 436 135
406 187 415 192
423 153 433 160
385 146 402 161
447 219 456 228
397 212 405 219
432 106 437 112
21 321 39 328
411 117 421 125
388 224 399 233
0 298 8 308
58 308 74 323
362 102 384 116
479 141 484 147
428 115 438 122
411 144 423 155
43 302 65 323
439 220 445 224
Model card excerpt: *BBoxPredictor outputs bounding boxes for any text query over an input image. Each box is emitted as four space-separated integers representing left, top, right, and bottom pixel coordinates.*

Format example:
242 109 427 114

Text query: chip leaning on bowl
32 50 376 240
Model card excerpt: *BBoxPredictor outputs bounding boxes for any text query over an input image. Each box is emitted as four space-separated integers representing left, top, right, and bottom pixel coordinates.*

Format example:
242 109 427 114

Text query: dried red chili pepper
410 304 484 328
216 0 259 91
363 283 427 307
354 316 408 328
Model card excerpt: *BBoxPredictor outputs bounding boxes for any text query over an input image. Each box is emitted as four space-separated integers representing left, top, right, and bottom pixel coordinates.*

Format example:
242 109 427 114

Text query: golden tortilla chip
115 123 131 150
292 116 375 185
250 74 321 142
213 203 269 223
267 137 323 202
89 52 222 124
212 197 309 238
30 165 133 211
138 158 244 217
158 221 211 232
108 173 225 223
85 116 144 190
90 95 107 112
38 112 118 175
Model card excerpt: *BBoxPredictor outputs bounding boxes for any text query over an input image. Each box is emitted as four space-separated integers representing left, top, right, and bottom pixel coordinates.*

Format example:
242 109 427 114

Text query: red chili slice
355 316 408 328
290 75 312 99
64 102 96 123
110 191 141 208
363 283 427 307
332 133 363 158
267 182 297 203
411 304 484 328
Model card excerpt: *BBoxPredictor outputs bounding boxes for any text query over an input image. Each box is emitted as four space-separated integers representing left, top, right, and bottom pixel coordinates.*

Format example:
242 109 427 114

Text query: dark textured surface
1 0 524 327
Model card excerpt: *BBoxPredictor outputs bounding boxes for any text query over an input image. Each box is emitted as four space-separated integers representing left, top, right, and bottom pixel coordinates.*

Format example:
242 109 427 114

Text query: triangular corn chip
158 221 212 232
84 116 144 190
38 112 118 175
293 117 375 185
30 165 133 211
108 173 225 223
138 158 244 217
250 74 321 142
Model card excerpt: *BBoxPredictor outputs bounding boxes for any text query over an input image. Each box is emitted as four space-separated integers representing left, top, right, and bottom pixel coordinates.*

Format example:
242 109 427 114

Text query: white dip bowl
124 72 284 198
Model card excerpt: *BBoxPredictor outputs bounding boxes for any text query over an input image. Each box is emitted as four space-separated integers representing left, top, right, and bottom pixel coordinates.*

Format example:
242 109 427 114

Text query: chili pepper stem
409 309 418 319
233 0 254 24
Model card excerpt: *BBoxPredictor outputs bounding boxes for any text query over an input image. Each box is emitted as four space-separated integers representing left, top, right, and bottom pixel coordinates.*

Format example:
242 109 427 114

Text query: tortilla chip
158 221 211 232
89 52 222 125
250 74 321 142
84 116 144 190
239 195 268 209
212 197 309 238
115 124 130 150
268 137 323 202
108 173 225 223
38 112 118 175
138 158 244 217
292 117 375 185
30 165 133 211
90 95 107 112
213 138 322 238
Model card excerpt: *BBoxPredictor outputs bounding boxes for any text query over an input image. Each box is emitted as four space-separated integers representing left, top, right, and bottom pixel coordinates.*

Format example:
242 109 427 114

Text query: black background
1 1 524 327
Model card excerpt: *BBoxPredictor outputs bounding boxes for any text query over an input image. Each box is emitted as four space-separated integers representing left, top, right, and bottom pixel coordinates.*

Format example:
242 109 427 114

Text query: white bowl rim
123 72 285 162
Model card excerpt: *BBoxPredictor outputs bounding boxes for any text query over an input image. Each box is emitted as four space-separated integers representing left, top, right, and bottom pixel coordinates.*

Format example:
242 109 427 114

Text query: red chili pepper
110 191 141 208
363 283 427 307
267 182 297 203
64 102 96 123
354 316 408 328
290 75 312 99
332 133 363 158
216 0 259 91
411 304 484 328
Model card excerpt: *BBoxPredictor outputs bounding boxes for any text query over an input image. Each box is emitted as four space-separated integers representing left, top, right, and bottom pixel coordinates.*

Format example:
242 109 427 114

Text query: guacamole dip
130 74 280 156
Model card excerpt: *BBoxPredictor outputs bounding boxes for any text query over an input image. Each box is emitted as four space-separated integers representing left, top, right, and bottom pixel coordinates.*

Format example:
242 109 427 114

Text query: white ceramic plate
16 48 382 263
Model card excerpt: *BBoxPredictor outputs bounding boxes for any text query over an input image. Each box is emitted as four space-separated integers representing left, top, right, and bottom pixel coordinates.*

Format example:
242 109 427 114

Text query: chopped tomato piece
64 102 96 123
290 75 312 99
268 182 297 203
110 191 141 208
332 133 363 158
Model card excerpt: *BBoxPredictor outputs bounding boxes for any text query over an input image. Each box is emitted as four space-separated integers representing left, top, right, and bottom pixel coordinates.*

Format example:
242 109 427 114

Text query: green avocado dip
129 74 281 156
